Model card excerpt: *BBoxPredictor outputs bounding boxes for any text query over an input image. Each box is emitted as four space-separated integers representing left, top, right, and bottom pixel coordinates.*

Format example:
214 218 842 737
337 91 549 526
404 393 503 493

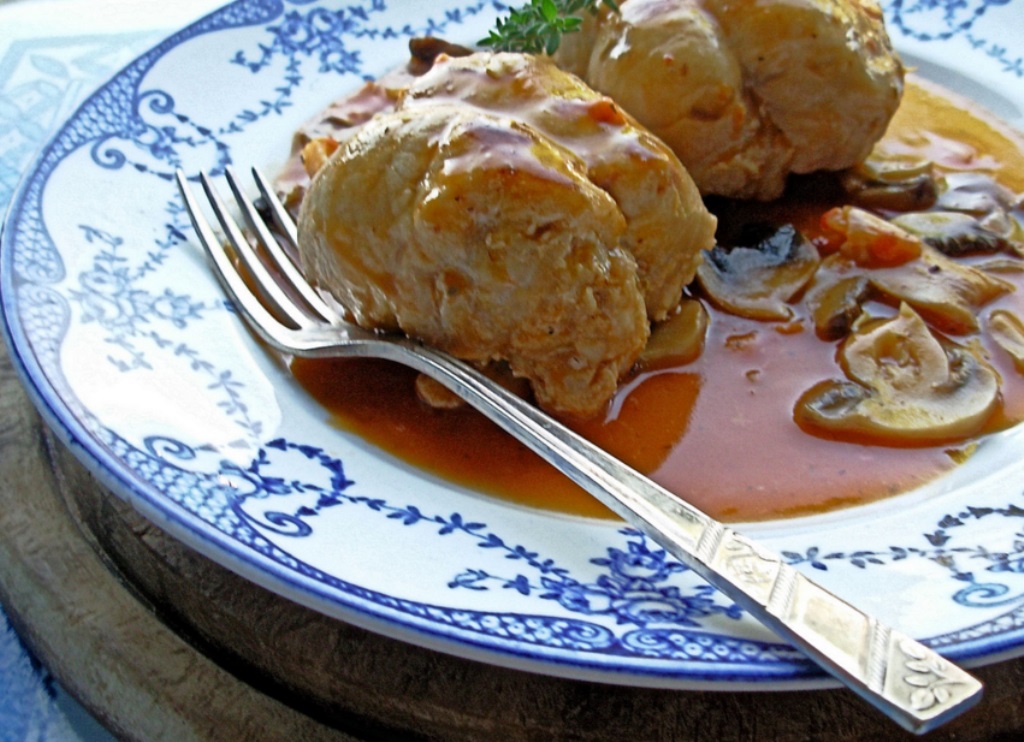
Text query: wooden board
3 341 1024 741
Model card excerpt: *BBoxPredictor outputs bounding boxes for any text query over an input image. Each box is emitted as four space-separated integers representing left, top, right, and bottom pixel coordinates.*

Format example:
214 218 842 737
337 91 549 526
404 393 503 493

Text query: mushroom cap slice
805 270 873 341
638 299 709 369
839 152 937 212
696 224 820 321
892 211 1021 257
867 245 1014 334
988 309 1024 374
795 303 1000 443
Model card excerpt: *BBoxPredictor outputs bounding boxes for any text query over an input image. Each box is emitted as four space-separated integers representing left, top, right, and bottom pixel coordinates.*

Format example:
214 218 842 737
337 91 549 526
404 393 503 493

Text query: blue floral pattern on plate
2 0 1024 688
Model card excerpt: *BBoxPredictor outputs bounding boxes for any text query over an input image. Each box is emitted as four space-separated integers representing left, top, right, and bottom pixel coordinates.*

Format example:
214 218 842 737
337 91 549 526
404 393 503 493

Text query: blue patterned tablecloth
0 3 217 738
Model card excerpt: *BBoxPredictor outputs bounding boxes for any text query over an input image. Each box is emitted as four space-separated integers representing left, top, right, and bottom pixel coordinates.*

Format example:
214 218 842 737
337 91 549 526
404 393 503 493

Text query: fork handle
383 337 982 735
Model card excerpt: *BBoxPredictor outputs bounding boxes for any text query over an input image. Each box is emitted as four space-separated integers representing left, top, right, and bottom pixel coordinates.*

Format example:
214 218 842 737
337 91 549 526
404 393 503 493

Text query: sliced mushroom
867 244 1014 334
936 172 1024 248
639 299 709 369
804 262 873 341
795 303 1000 443
988 309 1024 373
840 153 938 212
975 257 1024 274
805 239 1014 340
892 210 1022 257
937 172 1020 216
696 224 819 321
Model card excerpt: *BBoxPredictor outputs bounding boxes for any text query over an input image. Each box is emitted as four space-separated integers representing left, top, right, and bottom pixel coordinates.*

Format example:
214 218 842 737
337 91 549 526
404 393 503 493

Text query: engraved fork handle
375 336 983 735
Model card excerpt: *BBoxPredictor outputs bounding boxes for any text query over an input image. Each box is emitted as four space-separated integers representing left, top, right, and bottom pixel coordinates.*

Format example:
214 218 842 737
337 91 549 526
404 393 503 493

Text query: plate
3 0 1024 689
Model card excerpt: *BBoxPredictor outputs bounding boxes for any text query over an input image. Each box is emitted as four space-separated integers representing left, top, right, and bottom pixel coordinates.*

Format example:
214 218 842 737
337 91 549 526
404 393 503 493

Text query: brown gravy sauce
290 77 1024 522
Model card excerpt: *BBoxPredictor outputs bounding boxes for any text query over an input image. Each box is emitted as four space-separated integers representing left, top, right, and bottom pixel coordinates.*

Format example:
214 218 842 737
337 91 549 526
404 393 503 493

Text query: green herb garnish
480 0 619 56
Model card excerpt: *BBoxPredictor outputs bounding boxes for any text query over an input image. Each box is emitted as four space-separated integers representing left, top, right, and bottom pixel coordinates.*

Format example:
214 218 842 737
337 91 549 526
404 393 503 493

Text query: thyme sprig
480 0 619 55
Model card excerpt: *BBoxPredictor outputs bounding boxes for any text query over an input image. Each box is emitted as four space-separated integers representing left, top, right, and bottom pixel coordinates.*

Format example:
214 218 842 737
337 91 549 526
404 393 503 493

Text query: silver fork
176 166 983 734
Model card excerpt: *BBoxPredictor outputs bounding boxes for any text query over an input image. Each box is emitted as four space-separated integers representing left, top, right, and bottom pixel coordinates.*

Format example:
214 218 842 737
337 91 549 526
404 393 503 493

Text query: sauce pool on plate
290 77 1024 523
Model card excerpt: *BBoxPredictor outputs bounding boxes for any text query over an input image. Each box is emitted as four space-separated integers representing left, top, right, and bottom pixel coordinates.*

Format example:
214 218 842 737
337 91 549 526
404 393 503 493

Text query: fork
176 166 983 734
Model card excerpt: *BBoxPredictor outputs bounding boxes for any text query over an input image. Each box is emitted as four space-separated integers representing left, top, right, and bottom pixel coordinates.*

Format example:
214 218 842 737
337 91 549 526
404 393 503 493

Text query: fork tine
196 170 317 331
175 169 299 352
251 167 299 252
229 166 340 324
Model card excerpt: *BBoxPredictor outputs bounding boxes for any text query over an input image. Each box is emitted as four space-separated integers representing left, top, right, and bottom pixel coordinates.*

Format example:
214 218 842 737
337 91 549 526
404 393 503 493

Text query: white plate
3 0 1024 689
